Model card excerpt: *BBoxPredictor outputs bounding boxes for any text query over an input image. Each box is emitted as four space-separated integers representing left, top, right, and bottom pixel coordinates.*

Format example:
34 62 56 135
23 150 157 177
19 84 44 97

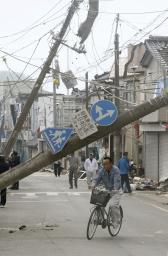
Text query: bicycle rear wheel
87 207 99 240
107 206 123 237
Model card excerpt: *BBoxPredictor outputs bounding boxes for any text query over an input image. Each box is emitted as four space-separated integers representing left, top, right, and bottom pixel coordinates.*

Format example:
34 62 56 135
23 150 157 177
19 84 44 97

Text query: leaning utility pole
1 92 168 189
110 13 120 163
53 74 57 128
53 59 60 127
3 0 83 157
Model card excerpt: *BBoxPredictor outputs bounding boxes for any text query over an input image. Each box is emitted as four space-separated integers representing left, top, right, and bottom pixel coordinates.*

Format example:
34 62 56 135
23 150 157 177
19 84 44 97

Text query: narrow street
0 172 168 256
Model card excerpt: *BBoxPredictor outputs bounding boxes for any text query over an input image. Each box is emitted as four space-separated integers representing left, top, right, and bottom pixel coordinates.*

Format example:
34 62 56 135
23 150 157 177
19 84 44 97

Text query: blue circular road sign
90 100 118 126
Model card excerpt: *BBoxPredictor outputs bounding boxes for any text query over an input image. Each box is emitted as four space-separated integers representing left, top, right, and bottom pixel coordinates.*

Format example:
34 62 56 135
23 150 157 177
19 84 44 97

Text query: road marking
155 230 164 234
7 199 69 203
46 192 59 196
22 193 39 199
8 191 91 196
149 203 168 214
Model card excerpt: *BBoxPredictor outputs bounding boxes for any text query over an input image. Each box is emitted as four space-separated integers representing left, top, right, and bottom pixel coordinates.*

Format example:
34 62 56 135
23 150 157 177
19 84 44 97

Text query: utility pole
3 0 83 157
53 59 60 127
112 13 120 164
1 92 168 189
131 66 139 168
85 71 89 158
44 107 47 128
53 79 57 128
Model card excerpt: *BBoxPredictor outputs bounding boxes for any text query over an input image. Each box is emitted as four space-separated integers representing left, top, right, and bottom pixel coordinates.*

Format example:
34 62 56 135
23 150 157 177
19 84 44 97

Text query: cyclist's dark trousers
121 174 132 193
69 169 78 188
1 188 7 206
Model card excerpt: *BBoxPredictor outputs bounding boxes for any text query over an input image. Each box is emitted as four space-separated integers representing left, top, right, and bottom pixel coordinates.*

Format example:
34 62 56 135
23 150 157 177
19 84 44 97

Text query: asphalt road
0 172 168 256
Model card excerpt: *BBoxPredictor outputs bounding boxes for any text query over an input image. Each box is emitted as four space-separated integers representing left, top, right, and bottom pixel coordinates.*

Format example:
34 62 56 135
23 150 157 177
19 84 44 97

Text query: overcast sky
0 0 167 93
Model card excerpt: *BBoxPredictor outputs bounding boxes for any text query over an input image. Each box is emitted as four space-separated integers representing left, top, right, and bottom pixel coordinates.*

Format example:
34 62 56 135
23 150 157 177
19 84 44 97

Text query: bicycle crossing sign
42 128 73 154
91 100 118 126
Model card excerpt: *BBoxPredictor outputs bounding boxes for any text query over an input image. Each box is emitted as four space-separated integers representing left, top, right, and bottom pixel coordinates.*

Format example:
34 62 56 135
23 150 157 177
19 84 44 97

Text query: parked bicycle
87 188 123 240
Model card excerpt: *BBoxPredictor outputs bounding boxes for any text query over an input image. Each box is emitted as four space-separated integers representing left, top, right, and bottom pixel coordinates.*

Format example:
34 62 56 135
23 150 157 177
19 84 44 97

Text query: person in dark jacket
0 155 9 207
69 153 79 189
54 161 62 177
118 152 132 193
9 151 20 190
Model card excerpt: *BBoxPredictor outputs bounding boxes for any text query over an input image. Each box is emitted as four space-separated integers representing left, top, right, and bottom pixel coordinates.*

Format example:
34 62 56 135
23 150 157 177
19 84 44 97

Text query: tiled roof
145 36 168 69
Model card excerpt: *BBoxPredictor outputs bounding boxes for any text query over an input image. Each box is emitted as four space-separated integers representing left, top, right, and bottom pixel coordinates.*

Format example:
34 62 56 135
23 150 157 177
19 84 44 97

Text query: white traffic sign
72 108 98 139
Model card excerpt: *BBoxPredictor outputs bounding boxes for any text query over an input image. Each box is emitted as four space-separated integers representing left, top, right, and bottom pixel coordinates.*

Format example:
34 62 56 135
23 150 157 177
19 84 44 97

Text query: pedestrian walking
9 151 20 190
0 155 9 207
118 152 132 193
69 153 79 189
84 153 98 189
54 161 62 177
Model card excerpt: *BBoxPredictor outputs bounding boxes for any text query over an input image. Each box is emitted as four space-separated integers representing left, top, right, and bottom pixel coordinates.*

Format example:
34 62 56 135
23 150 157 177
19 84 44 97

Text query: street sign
91 100 118 126
72 108 98 139
42 128 73 154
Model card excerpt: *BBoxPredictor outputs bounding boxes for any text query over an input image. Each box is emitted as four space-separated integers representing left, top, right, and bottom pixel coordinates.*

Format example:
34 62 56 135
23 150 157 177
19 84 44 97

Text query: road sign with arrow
91 100 118 126
42 128 73 154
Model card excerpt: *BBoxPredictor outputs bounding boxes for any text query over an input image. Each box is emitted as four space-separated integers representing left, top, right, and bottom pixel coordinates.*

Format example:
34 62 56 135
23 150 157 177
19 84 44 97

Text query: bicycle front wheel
87 207 99 240
107 206 123 237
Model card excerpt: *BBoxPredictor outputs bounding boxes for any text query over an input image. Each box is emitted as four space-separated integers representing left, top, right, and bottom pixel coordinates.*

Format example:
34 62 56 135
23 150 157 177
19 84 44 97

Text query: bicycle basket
90 189 111 207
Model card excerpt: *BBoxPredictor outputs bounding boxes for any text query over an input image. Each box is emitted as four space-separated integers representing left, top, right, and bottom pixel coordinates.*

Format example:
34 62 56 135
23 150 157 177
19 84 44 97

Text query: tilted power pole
1 92 168 189
3 0 83 157
53 59 60 128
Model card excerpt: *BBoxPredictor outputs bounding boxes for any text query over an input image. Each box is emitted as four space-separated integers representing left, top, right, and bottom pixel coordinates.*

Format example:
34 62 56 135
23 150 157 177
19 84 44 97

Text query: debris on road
131 177 157 191
158 178 168 192
19 225 27 230
45 224 59 228
9 230 17 234
7 223 59 234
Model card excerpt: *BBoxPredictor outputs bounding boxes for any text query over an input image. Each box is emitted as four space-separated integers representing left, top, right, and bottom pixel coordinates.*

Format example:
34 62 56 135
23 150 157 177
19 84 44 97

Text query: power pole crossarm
1 93 168 189
3 0 83 157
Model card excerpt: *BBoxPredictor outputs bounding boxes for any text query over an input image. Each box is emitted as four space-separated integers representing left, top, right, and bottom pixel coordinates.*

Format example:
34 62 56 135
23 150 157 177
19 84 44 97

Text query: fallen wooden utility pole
0 93 168 189
3 0 83 157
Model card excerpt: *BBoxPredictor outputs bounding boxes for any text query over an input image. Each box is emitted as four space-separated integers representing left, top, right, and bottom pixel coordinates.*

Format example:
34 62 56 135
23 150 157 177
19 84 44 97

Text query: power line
75 11 168 75
3 0 84 157
81 7 168 15
91 31 106 72
120 10 168 50
0 1 69 39
10 21 63 56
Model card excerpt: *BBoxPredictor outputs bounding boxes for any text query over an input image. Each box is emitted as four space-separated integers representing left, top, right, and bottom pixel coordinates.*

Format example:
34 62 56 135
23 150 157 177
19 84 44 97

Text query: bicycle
87 188 123 240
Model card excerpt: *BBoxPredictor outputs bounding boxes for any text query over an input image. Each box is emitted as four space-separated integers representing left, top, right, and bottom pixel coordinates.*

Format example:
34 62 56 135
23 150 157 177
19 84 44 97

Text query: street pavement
0 172 168 256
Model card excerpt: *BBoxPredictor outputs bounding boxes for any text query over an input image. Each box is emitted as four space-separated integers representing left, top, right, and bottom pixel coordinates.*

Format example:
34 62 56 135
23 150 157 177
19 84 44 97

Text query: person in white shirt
84 153 98 189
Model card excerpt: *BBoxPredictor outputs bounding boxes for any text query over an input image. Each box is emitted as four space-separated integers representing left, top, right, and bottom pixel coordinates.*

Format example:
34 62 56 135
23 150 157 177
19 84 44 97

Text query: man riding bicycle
93 157 122 218
87 157 123 240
